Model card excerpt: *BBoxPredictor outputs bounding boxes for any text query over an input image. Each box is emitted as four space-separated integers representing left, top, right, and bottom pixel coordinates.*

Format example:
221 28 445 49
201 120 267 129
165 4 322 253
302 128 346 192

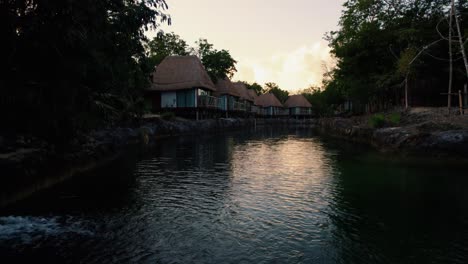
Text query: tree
264 82 289 103
193 39 237 81
147 32 189 68
1 0 170 145
244 82 263 95
325 0 459 111
301 86 332 116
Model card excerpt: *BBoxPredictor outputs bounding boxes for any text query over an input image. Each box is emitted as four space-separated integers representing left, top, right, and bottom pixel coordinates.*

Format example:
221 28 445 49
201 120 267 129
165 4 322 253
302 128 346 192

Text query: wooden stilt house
284 94 313 117
246 89 259 115
255 93 285 117
233 82 253 113
214 78 241 115
146 56 217 117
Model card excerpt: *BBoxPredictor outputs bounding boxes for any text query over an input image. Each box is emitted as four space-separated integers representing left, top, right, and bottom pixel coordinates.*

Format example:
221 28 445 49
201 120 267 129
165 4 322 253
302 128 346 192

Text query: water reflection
328 149 468 264
1 128 468 263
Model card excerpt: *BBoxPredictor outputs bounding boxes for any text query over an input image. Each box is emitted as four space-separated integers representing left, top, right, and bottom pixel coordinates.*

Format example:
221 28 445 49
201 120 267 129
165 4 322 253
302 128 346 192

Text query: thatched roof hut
284 94 312 108
233 82 253 102
214 78 240 97
246 89 258 102
255 93 283 108
149 55 216 92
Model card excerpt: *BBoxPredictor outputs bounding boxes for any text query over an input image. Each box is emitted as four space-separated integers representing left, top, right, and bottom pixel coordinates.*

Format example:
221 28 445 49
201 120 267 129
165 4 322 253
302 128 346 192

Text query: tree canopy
264 82 289 103
243 82 263 95
323 0 468 110
147 32 190 68
1 0 170 144
194 39 237 82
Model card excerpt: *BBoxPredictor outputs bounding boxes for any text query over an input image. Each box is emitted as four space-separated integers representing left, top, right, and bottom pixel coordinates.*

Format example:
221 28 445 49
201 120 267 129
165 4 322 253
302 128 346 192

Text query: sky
154 0 344 92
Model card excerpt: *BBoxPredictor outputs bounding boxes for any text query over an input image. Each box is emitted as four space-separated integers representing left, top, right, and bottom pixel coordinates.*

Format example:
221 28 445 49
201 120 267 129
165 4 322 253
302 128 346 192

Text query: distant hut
246 89 259 114
255 93 284 116
233 82 254 113
284 94 313 117
214 78 240 112
246 89 258 102
146 56 217 114
247 89 259 114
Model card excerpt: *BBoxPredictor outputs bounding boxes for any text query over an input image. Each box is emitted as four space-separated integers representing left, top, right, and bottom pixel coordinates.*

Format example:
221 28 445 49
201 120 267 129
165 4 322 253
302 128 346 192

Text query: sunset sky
156 0 344 92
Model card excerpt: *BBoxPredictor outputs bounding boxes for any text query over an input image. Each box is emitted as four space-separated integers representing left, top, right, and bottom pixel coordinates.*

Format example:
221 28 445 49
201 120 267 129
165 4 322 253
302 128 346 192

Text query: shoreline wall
316 117 468 158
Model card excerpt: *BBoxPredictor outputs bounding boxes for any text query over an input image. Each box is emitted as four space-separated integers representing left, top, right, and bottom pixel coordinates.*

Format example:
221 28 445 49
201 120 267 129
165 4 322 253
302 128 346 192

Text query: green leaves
147 32 189 67
194 39 237 82
1 0 170 145
397 47 418 76
264 82 289 103
245 82 263 95
325 0 457 108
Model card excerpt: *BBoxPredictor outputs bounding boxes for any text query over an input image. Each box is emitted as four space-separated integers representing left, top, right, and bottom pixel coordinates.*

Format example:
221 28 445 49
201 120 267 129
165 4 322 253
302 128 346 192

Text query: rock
372 127 413 149
413 121 461 133
421 130 468 156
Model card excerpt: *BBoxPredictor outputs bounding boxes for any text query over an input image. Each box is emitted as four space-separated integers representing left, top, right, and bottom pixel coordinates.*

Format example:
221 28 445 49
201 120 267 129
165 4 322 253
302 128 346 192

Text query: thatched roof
255 93 283 108
148 55 216 92
214 78 240 97
233 82 253 102
284 94 312 108
246 89 258 102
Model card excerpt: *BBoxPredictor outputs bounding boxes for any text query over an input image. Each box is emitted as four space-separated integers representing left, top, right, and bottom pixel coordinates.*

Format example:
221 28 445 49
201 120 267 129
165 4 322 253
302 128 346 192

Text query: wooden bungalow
214 78 241 114
247 89 258 101
255 93 285 117
233 82 253 113
246 89 259 114
146 56 217 117
284 94 313 117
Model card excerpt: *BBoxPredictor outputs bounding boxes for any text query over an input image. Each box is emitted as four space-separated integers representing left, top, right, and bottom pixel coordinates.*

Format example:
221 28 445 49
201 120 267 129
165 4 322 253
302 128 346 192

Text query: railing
251 105 259 114
277 109 289 116
255 107 289 116
233 101 246 111
256 108 267 116
198 95 219 109
296 108 313 116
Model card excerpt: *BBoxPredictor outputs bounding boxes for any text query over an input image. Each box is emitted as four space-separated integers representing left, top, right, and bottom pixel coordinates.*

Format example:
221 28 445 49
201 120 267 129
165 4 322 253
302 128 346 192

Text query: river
1 128 468 263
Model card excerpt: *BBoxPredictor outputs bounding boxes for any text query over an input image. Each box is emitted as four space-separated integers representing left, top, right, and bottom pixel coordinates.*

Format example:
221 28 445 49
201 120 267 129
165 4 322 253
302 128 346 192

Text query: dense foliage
147 32 189 68
1 0 170 145
263 82 289 103
194 39 237 82
322 0 468 111
242 82 263 95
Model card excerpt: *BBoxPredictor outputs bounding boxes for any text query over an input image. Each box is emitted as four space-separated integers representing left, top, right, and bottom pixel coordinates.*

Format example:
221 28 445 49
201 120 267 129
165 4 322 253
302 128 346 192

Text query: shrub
369 113 386 128
388 113 401 125
161 112 175 120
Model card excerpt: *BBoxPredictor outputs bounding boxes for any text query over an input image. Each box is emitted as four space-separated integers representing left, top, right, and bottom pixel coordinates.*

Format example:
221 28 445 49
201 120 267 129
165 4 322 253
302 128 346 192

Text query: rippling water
2 128 468 263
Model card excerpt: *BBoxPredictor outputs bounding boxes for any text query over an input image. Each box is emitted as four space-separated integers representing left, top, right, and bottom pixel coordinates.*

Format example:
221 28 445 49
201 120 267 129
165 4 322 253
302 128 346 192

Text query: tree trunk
454 0 468 79
448 1 454 113
405 77 409 109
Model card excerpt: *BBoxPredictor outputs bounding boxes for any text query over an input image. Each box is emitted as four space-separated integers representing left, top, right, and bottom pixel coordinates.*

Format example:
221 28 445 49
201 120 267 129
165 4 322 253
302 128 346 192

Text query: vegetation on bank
311 0 468 114
368 113 401 128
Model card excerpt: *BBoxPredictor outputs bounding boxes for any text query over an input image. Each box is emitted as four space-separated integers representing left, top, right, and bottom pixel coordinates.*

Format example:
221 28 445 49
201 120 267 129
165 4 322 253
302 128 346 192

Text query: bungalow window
177 90 195 107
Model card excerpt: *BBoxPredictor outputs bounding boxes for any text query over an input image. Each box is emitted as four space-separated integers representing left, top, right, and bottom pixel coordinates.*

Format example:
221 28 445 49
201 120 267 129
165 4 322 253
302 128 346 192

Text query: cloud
233 42 332 92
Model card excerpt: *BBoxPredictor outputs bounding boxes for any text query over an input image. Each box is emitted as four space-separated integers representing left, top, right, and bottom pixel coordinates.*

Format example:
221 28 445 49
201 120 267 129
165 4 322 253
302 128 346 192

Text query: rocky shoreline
316 108 468 158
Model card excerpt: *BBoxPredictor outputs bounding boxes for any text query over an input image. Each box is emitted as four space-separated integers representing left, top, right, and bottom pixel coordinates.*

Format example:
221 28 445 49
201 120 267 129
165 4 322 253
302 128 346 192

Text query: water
1 128 468 263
